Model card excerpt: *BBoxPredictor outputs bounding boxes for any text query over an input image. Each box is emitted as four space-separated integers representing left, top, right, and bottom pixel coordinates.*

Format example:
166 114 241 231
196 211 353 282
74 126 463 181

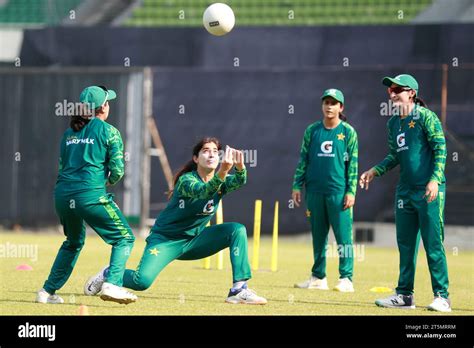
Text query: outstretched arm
373 123 399 177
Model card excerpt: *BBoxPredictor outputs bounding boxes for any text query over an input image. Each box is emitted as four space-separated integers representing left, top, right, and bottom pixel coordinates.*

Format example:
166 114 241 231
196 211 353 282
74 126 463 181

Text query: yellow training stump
271 201 279 272
252 199 262 271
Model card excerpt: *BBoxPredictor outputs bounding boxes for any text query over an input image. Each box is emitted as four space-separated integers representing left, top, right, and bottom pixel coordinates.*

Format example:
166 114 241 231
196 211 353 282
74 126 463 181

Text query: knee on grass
132 274 155 291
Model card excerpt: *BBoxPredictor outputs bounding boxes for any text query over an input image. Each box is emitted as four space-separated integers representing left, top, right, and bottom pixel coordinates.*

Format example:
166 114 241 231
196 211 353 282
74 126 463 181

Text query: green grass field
1 231 472 316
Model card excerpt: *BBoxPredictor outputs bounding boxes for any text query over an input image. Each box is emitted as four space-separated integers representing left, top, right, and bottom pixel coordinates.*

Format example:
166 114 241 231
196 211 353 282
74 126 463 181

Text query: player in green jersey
360 74 451 312
292 89 358 292
36 86 137 305
85 138 267 305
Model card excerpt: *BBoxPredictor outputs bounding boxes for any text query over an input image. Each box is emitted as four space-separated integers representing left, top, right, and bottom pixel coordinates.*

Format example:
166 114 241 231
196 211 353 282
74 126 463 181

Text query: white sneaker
375 293 415 309
427 296 452 312
84 266 108 296
100 282 137 305
294 276 329 290
334 278 354 292
225 286 267 305
35 288 64 304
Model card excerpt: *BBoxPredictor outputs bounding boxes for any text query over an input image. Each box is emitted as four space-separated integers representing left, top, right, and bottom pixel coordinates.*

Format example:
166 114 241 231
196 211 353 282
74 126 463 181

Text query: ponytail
414 96 427 107
339 112 347 122
70 103 100 132
169 160 198 198
70 116 91 132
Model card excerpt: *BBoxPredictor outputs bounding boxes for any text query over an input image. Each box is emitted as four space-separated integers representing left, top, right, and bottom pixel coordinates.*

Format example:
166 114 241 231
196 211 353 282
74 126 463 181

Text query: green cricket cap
321 88 344 104
382 74 419 94
79 86 117 110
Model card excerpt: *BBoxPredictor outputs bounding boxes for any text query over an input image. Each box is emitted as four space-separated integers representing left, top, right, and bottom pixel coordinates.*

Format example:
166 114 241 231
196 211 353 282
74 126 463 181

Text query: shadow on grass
0 299 119 309
137 291 474 313
138 291 374 309
1 291 124 308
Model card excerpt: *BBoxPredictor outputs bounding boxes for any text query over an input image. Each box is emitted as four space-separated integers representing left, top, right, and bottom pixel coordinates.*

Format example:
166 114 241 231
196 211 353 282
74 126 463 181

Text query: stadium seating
0 0 434 27
124 0 434 26
0 0 82 26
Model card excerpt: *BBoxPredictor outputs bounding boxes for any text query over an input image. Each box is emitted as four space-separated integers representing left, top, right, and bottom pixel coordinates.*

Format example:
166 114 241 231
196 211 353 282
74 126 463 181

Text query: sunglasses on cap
387 86 412 95
98 85 109 106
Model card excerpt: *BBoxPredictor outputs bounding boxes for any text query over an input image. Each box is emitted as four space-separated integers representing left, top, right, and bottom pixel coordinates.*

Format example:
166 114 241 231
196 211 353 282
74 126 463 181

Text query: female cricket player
85 138 267 305
36 85 137 305
292 88 358 292
360 74 451 312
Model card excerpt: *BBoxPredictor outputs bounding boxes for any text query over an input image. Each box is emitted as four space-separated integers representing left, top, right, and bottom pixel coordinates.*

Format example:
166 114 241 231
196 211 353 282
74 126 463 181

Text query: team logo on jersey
318 141 335 157
396 133 409 152
321 141 333 153
396 133 405 147
202 200 215 214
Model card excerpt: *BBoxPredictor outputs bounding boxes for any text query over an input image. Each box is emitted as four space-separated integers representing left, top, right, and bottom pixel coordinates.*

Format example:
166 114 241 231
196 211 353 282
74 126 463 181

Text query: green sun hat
382 74 419 94
79 86 117 110
321 88 344 104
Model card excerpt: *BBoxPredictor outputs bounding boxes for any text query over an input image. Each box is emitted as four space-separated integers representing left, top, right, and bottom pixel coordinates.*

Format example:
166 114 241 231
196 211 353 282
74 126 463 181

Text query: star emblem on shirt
408 121 416 128
306 209 311 217
149 248 160 256
337 133 345 140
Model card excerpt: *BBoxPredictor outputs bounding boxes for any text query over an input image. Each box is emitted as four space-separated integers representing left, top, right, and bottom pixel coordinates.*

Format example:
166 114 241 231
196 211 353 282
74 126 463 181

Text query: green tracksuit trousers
43 191 134 294
306 191 354 281
123 222 251 291
395 184 449 298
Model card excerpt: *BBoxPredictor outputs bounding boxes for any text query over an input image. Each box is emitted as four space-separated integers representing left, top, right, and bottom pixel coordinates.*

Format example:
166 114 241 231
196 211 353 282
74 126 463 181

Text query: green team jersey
152 168 247 239
292 120 358 196
55 117 125 194
373 105 446 186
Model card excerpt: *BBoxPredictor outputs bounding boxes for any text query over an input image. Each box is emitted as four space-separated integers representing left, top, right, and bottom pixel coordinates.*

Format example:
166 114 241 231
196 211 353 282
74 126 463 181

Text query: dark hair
70 115 92 132
322 97 347 121
167 137 222 199
414 96 427 107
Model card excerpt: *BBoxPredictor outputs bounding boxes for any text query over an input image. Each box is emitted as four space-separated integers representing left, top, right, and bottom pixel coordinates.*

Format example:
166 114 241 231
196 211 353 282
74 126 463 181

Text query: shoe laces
50 294 62 302
240 288 257 299
90 278 103 291
395 294 406 302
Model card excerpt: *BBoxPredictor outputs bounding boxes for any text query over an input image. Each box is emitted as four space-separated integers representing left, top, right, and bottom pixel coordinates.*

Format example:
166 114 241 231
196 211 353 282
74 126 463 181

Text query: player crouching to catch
85 138 267 305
